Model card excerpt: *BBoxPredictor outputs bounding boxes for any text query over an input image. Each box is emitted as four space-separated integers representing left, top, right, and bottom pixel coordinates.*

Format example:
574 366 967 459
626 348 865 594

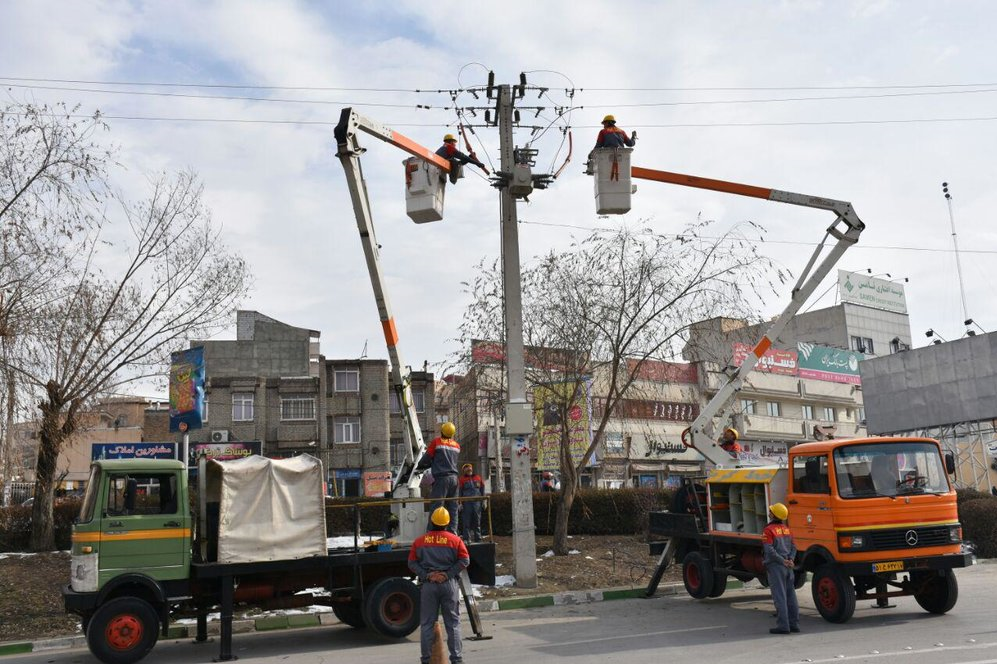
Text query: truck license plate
873 560 904 573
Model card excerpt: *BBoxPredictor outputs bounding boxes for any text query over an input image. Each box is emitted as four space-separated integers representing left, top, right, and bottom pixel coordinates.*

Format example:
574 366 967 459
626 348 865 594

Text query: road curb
0 580 712 656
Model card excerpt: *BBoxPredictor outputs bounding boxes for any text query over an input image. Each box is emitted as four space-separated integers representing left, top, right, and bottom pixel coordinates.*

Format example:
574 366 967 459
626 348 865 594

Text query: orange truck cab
647 436 972 623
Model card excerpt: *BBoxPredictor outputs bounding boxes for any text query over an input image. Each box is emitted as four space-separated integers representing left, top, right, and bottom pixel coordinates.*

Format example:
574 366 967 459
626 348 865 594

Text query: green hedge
0 498 82 552
324 488 674 538
956 487 997 506
959 498 997 558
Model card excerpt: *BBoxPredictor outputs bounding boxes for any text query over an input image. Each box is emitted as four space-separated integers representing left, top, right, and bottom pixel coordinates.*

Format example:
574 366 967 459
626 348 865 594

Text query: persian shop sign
797 342 863 385
732 343 798 375
189 441 262 466
92 442 177 461
838 270 907 314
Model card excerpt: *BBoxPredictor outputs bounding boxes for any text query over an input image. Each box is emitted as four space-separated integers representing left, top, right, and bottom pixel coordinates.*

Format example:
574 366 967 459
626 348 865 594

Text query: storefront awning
629 462 666 472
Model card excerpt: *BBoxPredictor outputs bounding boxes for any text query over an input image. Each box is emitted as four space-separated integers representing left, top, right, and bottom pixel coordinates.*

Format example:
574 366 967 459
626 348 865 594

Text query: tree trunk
552 479 576 555
29 384 74 551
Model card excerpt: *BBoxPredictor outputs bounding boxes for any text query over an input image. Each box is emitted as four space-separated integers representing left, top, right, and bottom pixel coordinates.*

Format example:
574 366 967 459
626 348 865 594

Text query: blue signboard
92 442 177 461
169 346 206 433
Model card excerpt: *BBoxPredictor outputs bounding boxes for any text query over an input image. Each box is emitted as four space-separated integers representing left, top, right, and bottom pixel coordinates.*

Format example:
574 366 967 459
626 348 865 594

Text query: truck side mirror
944 452 956 475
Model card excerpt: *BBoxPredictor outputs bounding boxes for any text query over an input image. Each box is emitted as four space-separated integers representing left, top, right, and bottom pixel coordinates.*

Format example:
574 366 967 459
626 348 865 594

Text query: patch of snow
295 587 331 597
584 556 594 560
567 535 573 539
494 575 516 587
495 563 503 568
326 535 377 549
541 550 555 558
0 552 38 560
568 550 580 555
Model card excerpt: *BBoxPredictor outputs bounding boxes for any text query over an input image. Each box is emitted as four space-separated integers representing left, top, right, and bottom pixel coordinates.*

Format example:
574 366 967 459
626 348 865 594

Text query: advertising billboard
797 342 863 385
534 379 593 472
188 441 261 466
92 442 177 461
732 342 798 375
837 270 908 314
169 346 205 433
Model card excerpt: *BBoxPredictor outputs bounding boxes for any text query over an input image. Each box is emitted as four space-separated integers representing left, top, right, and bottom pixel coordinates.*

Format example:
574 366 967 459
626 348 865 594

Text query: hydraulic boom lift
334 108 452 544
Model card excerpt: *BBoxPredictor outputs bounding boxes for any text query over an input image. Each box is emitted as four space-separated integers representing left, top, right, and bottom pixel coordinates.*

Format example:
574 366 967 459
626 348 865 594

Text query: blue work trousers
766 563 800 631
420 578 462 664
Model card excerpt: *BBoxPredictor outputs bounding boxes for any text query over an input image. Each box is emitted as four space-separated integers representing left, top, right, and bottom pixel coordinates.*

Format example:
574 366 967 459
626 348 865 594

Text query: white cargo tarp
207 455 327 563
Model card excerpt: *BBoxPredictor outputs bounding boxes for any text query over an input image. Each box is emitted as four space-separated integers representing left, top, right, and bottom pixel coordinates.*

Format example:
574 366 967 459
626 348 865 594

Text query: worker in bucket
436 133 487 184
719 427 742 457
458 463 485 542
418 422 462 533
762 502 801 634
408 507 470 664
594 114 637 149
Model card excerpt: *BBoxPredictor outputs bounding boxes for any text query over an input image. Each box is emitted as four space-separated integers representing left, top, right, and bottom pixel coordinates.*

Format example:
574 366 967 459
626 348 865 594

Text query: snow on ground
0 552 40 560
326 535 377 549
568 550 580 555
541 550 555 558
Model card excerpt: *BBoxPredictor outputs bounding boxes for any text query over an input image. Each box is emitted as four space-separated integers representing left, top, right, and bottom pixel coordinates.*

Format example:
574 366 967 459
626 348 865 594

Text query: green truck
63 456 495 664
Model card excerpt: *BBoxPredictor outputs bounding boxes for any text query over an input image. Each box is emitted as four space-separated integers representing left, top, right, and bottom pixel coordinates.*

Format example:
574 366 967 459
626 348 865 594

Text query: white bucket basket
593 147 633 215
404 157 446 223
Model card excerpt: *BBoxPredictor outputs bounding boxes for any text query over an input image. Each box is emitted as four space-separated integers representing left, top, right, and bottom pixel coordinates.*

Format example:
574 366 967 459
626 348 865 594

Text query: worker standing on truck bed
409 507 470 664
762 502 800 634
459 463 485 542
418 422 462 532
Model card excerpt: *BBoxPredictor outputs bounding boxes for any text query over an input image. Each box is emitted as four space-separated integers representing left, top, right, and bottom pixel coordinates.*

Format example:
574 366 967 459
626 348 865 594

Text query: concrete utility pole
496 83 538 588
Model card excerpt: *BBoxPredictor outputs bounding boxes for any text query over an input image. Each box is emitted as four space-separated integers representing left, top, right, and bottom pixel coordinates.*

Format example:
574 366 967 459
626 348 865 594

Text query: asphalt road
9 563 996 664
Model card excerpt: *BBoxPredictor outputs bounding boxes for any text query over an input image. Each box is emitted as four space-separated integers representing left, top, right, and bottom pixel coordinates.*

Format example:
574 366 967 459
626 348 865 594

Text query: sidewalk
0 580 699 657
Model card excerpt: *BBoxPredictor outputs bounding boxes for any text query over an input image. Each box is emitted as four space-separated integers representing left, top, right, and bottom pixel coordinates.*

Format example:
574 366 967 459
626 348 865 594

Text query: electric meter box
404 157 446 223
593 147 633 215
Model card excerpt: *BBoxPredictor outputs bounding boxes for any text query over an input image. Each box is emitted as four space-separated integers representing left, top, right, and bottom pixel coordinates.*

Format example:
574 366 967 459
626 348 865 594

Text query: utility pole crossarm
629 166 865 467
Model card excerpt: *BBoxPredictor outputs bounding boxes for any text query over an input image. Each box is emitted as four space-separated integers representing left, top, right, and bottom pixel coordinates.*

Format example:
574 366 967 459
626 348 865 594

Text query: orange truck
646 436 971 622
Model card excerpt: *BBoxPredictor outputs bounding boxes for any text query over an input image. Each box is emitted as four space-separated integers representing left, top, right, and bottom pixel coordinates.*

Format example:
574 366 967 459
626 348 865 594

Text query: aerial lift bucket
404 156 446 223
592 147 633 214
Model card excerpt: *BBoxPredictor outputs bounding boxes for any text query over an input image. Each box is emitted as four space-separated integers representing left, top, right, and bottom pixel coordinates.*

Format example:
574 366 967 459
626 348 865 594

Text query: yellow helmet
431 506 451 527
602 114 616 124
724 427 739 440
443 133 457 142
440 422 456 438
769 503 789 520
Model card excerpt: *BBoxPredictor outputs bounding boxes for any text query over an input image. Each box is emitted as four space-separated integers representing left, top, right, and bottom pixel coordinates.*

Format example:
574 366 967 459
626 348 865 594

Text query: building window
850 336 874 354
740 399 756 415
793 455 830 494
604 432 625 456
802 404 815 420
331 471 361 497
390 438 407 466
822 406 836 422
232 393 254 421
202 400 209 424
280 396 315 421
334 416 362 444
390 390 425 414
858 407 866 423
334 369 360 392
766 402 781 417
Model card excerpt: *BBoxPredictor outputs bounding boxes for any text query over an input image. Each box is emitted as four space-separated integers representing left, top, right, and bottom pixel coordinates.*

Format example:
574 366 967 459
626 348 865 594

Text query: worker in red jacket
436 133 487 183
417 422 461 532
594 115 636 149
762 503 800 634
408 507 470 664
719 427 742 457
458 463 485 542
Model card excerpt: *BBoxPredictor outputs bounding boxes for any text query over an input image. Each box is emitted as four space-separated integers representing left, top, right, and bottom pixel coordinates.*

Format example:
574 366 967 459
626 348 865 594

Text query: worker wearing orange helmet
719 427 742 457
458 463 485 542
762 502 800 634
436 133 487 184
408 506 469 664
594 114 636 149
417 422 462 532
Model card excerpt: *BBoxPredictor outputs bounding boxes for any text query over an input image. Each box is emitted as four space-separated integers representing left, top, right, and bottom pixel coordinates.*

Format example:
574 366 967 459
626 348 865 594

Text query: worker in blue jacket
762 503 801 634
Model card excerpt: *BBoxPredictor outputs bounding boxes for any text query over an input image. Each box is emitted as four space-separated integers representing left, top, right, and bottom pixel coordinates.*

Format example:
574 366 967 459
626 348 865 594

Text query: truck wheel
331 600 366 629
812 565 856 623
86 597 160 664
913 571 958 614
363 577 420 638
709 571 728 598
682 551 715 599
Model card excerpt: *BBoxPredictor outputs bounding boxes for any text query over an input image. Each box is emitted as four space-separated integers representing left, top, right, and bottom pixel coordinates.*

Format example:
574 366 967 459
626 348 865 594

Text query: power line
518 220 997 255
0 76 431 93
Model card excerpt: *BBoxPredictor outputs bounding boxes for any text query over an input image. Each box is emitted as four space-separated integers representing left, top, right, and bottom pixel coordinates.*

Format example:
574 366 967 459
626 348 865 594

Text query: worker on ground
594 114 637 149
417 422 461 533
458 463 485 542
719 427 742 457
762 503 800 635
436 134 487 184
408 507 470 664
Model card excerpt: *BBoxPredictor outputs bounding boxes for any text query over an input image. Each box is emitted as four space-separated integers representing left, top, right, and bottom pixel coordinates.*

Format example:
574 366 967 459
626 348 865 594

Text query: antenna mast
942 182 970 323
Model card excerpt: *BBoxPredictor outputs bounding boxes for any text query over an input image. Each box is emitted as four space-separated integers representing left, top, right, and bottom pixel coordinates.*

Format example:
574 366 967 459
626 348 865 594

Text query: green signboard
797 342 863 385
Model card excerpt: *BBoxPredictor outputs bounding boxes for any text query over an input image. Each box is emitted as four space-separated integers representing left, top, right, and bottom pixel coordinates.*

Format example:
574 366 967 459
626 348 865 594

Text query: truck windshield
834 442 949 498
78 466 101 523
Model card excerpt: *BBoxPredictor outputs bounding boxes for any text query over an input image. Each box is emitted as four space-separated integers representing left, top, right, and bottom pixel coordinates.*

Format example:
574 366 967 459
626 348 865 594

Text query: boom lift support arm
630 166 865 468
334 108 450 496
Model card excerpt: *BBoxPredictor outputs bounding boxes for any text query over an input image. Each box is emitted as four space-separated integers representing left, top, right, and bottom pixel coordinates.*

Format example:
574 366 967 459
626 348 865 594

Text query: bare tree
457 222 782 554
0 100 112 502
6 170 249 550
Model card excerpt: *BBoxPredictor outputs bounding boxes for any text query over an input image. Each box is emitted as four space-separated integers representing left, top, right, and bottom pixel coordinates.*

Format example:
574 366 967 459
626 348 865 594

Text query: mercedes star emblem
905 529 919 546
